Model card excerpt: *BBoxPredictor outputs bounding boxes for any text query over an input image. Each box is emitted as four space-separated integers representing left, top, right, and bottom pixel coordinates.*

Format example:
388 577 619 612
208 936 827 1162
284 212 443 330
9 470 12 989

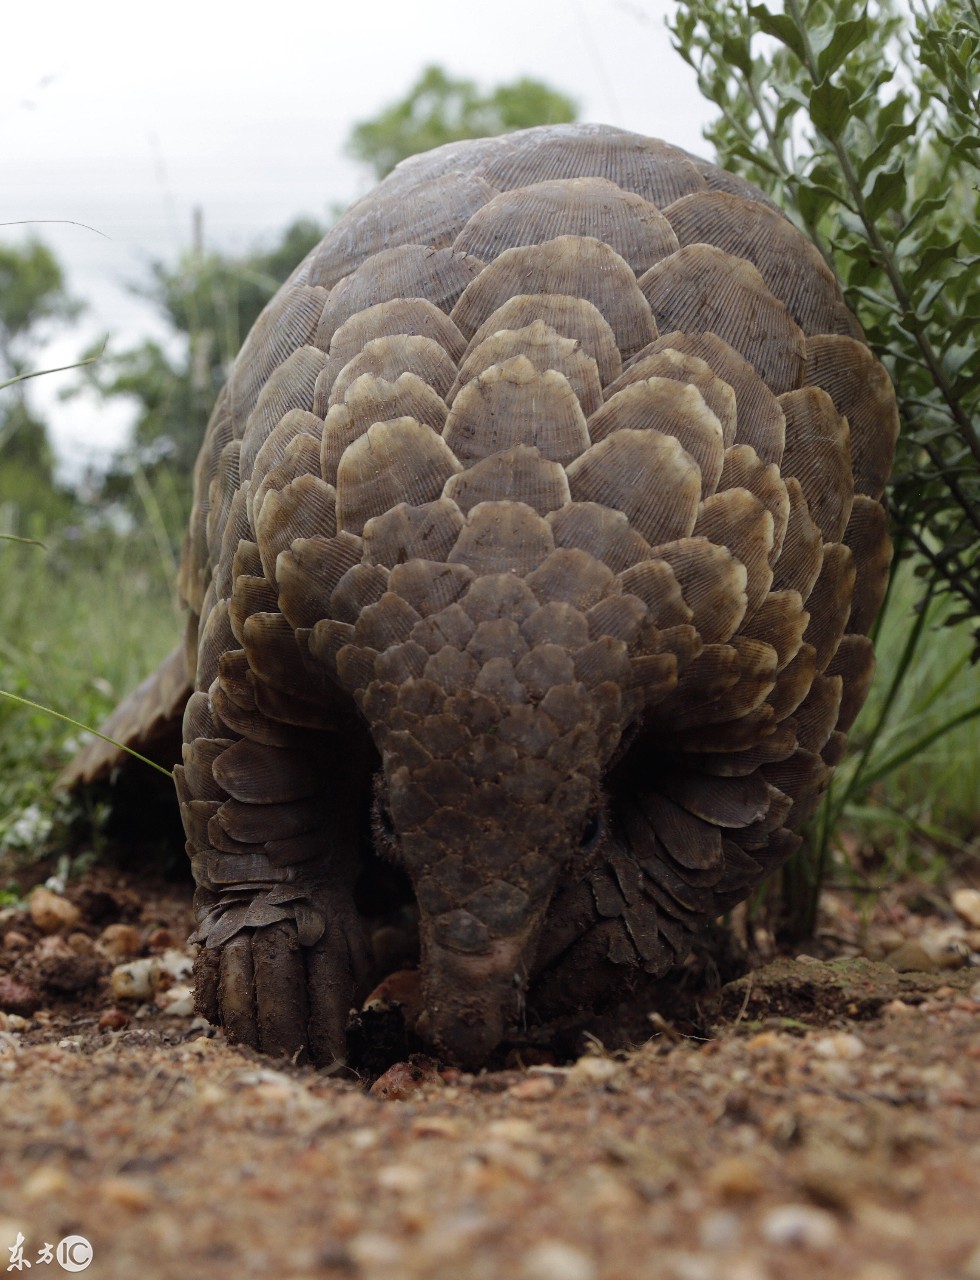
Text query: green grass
777 560 980 933
0 515 183 856
827 560 980 869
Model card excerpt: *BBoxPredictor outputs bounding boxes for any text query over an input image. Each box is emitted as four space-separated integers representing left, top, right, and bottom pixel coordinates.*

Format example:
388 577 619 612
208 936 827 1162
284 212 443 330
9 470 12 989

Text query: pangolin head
340 546 658 1066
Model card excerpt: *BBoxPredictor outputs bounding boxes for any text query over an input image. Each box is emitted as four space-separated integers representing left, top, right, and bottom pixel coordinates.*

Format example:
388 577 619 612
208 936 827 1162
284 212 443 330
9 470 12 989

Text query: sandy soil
1 867 979 1280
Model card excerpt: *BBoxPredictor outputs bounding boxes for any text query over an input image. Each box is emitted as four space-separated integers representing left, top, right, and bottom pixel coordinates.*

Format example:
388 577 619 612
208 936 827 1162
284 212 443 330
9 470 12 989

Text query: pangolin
63 124 898 1069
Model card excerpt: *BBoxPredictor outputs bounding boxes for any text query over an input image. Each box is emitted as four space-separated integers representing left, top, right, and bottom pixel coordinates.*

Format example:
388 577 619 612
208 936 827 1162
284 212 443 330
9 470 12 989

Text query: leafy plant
670 0 980 646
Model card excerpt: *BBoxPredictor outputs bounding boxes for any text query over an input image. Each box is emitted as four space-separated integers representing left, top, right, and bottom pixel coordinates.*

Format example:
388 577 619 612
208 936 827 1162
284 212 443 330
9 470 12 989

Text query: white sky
1 0 716 477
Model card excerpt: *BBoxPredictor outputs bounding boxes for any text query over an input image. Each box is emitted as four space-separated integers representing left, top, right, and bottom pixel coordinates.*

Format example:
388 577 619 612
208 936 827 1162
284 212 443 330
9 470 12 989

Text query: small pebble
348 1128 379 1150
98 923 142 958
98 1008 129 1031
110 958 157 1001
146 927 177 950
35 933 72 957
0 1030 21 1057
523 1240 598 1280
883 998 913 1015
707 1155 765 1200
884 940 937 973
761 1203 839 1248
699 1210 741 1249
375 1163 425 1193
370 1056 441 1101
22 1166 70 1202
29 886 80 934
952 888 980 929
347 1232 402 1268
0 976 40 1018
155 983 195 1016
155 948 194 983
813 1032 865 1060
485 1118 540 1146
99 1176 154 1211
569 1055 621 1083
3 931 29 951
409 1115 460 1139
509 1075 557 1101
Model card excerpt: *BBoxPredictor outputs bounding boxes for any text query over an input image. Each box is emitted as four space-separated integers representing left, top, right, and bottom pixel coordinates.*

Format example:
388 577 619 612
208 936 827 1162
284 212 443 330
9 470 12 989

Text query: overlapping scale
463 293 623 387
638 245 806 394
443 357 589 466
453 177 678 274
664 191 858 337
449 320 603 417
326 335 458 409
315 244 483 350
474 126 711 206
451 235 657 360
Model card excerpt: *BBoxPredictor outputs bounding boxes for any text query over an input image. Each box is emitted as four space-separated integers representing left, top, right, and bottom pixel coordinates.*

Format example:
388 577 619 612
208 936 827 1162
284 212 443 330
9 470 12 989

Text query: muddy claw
197 897 373 1068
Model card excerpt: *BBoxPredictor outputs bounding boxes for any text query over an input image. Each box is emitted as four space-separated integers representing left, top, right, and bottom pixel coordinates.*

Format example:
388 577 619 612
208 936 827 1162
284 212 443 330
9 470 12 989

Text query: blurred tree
0 239 82 533
347 65 578 179
89 217 325 515
0 239 81 476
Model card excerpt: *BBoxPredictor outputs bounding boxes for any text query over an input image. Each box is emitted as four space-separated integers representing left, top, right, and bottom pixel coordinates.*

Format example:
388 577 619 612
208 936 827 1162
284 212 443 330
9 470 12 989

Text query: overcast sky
2 0 717 475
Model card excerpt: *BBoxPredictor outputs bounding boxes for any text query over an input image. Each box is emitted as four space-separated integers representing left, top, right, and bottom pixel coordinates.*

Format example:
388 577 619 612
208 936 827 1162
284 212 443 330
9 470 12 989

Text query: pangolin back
64 125 897 1068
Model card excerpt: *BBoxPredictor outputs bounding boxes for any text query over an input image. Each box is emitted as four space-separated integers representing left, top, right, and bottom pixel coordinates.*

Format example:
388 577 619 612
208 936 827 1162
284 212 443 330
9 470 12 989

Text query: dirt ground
1 865 978 1280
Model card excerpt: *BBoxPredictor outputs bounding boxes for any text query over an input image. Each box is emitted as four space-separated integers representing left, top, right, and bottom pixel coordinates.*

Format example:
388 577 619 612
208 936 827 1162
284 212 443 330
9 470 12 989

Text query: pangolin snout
416 929 537 1067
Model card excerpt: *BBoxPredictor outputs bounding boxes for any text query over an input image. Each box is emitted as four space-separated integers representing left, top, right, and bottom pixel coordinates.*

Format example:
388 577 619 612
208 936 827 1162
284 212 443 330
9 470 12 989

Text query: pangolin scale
64 125 897 1068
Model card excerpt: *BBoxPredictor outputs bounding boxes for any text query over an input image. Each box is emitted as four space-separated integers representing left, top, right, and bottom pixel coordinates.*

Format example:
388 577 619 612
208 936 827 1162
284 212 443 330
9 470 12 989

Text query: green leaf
816 14 870 80
797 181 834 225
864 161 907 221
721 34 754 77
748 3 807 62
910 240 964 286
860 118 919 181
901 195 955 235
810 79 852 140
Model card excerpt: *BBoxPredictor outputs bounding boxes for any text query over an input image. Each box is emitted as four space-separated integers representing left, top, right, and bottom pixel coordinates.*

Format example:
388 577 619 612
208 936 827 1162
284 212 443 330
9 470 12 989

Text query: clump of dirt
708 953 975 1025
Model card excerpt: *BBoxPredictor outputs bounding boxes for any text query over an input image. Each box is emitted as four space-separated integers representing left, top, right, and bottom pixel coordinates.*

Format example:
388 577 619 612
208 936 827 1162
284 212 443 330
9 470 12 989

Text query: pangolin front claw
195 897 373 1068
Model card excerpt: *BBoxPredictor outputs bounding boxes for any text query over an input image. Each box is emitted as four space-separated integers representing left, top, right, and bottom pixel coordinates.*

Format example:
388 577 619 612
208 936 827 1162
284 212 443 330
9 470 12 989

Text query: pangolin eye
580 810 603 852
